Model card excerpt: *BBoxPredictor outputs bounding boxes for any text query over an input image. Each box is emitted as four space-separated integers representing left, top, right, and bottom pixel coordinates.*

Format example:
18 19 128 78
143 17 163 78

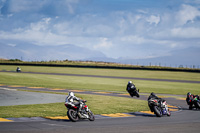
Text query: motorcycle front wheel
167 109 171 116
153 106 162 117
88 111 95 121
67 109 79 122
195 102 200 109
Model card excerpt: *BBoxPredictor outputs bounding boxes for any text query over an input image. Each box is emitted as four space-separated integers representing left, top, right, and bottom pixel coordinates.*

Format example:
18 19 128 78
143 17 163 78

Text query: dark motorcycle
193 97 200 110
16 67 21 72
148 98 171 117
186 94 200 110
65 100 95 122
127 85 140 98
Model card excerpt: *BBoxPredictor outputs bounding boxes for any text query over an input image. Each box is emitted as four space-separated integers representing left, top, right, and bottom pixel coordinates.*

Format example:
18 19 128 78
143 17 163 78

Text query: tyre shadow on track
181 108 200 111
129 112 156 117
46 119 94 123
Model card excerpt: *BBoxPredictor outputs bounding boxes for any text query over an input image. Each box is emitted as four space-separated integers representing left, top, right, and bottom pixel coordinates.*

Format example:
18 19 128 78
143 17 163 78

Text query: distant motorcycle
65 100 95 122
148 98 171 117
16 67 21 72
127 85 140 98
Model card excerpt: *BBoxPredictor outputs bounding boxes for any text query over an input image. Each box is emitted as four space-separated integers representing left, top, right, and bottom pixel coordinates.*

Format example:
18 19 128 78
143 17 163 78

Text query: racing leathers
65 94 82 112
148 93 165 108
126 82 136 97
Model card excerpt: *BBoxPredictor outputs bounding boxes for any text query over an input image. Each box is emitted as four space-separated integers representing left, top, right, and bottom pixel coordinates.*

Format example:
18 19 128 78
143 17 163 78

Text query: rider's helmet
68 92 74 97
187 92 191 96
151 92 156 96
128 81 132 84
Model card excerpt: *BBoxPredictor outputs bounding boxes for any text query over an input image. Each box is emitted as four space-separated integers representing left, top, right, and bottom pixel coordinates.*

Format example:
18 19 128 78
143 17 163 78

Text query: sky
0 0 200 66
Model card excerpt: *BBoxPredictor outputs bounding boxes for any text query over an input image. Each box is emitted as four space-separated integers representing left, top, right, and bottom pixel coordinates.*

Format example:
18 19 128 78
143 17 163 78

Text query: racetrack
0 70 200 133
1 110 200 133
0 86 200 133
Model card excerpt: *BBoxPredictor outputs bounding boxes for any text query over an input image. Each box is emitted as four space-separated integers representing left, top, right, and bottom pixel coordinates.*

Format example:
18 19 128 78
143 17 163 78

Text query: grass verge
1 65 200 81
0 93 149 118
0 72 200 95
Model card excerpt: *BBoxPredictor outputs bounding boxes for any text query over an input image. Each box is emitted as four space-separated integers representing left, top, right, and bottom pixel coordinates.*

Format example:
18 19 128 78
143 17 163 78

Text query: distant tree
9 59 22 62
179 65 183 68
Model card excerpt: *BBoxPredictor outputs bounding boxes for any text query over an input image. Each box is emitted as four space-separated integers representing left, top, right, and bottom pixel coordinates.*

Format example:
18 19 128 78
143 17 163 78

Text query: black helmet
151 92 156 96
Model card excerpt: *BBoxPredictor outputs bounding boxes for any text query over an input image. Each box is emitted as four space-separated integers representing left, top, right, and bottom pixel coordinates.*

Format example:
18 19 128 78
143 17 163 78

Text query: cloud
171 27 200 39
1 0 80 16
94 38 113 50
0 17 69 46
120 35 147 44
7 43 16 47
176 4 200 26
0 0 200 64
146 15 160 25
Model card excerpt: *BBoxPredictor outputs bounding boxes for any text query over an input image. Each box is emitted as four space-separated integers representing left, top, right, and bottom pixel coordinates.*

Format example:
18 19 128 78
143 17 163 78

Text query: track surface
1 110 200 133
0 71 200 133
0 86 199 133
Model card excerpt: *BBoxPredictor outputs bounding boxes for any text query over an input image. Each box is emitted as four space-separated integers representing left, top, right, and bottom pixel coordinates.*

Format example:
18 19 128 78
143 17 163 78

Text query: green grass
1 65 200 81
0 72 199 95
0 94 149 118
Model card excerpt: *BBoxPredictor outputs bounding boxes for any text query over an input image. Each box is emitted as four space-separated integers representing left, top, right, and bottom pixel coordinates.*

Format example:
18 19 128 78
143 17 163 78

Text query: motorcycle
186 94 200 110
192 97 200 110
148 98 171 117
127 85 140 98
16 67 21 72
65 100 95 122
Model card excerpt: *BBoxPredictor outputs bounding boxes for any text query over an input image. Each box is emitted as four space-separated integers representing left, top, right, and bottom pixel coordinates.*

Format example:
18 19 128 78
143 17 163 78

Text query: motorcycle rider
186 92 200 109
186 92 194 105
65 92 82 113
16 66 21 72
148 92 165 107
126 81 137 97
65 92 88 118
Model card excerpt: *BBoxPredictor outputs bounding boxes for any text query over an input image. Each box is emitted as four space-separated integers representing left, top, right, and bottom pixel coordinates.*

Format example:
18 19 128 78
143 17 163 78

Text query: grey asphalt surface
0 87 66 106
0 107 200 133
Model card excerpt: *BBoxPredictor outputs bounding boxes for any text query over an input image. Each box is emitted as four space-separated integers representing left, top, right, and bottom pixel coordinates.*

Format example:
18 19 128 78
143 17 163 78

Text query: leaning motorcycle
128 85 140 98
148 98 171 117
186 94 200 110
65 100 95 122
16 67 21 72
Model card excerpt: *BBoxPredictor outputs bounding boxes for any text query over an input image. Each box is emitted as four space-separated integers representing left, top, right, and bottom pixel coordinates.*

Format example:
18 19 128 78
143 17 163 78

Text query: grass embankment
0 94 148 118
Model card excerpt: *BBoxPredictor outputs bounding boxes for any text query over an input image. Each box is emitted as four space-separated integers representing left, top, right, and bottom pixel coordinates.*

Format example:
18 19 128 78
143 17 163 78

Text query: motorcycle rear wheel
67 109 79 122
153 106 162 117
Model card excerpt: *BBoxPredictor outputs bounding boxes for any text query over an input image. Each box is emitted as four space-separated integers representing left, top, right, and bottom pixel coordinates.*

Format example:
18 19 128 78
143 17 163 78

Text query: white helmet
68 92 74 97
128 81 132 84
